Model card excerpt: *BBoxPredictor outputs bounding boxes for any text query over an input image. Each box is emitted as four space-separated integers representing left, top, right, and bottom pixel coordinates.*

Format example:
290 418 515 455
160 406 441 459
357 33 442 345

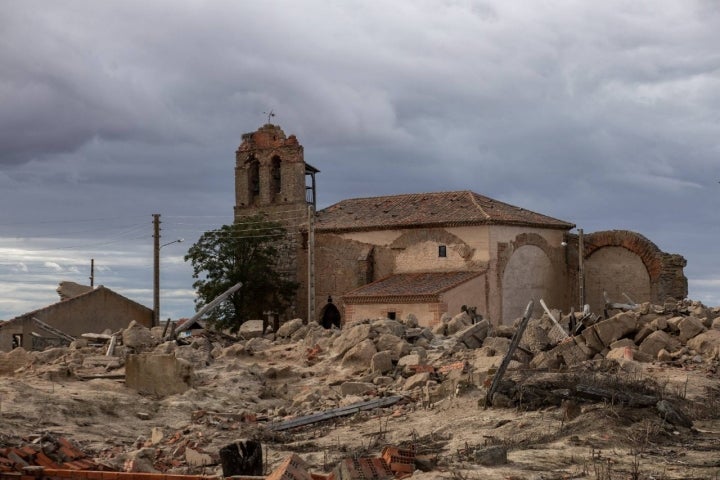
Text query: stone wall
566 230 687 311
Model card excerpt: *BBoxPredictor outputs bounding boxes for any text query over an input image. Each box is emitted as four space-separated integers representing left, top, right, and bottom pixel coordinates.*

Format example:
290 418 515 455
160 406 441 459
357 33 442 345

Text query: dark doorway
319 296 341 329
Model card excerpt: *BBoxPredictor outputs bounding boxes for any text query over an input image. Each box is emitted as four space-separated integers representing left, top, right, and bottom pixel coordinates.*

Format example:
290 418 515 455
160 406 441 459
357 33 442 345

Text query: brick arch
496 232 564 323
583 230 663 281
497 232 554 280
390 228 473 255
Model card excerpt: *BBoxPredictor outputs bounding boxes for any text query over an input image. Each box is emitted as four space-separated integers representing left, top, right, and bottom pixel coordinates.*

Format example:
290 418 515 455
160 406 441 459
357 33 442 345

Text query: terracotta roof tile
316 190 574 232
343 271 482 302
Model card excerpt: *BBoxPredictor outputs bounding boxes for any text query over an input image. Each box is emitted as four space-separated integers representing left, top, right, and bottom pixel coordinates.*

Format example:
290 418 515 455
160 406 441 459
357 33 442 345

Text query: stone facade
234 125 688 327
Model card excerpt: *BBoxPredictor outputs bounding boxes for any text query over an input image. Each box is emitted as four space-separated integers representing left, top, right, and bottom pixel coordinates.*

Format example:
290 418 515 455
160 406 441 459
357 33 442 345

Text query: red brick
34 453 60 469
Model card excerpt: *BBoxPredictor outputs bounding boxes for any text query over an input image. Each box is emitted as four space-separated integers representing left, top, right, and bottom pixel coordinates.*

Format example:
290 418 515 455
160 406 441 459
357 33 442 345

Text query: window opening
271 156 281 194
438 245 447 257
387 311 396 320
248 156 260 199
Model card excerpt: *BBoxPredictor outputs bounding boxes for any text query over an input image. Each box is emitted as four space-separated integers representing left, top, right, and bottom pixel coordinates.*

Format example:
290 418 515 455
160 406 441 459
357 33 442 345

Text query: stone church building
234 124 688 327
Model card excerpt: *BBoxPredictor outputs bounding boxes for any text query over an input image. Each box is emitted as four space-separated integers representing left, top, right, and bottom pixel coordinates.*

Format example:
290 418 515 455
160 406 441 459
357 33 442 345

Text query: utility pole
89 259 94 288
153 213 161 327
307 204 315 325
578 228 585 308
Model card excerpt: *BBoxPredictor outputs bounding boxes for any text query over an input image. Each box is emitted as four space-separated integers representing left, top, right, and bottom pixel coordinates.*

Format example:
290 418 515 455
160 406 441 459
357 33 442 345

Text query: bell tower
234 124 319 319
235 123 318 215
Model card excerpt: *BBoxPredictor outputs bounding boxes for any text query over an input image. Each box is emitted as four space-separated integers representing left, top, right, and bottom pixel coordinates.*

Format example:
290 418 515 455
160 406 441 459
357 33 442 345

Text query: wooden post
485 300 533 409
307 204 315 325
578 228 585 309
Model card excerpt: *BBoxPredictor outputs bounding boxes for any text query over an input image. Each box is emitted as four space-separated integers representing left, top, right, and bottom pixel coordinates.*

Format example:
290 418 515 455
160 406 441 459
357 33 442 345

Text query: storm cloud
1 1 718 319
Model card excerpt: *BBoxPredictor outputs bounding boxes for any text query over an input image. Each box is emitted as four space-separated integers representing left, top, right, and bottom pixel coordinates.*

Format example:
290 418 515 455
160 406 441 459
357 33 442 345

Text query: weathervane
263 109 275 124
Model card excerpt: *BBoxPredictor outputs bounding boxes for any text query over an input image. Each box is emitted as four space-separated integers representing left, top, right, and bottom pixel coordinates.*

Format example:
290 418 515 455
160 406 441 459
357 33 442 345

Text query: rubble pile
0 299 719 479
0 435 99 472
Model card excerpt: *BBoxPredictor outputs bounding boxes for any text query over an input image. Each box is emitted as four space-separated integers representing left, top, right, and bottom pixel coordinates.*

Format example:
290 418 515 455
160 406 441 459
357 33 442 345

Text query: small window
438 245 447 257
387 311 396 320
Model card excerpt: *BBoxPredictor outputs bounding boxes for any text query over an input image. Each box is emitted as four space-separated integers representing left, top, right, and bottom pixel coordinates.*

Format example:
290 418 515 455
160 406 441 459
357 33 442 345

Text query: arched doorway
319 296 341 329
501 245 553 324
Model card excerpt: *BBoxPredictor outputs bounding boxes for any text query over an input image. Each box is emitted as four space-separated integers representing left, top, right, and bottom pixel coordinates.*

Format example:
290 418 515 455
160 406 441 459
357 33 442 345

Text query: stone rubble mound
0 298 718 478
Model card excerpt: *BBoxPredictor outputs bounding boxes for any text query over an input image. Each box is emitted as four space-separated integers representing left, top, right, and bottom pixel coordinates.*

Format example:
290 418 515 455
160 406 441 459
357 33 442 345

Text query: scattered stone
446 312 472 335
341 339 377 368
686 330 720 358
340 381 375 396
238 320 265 339
678 316 706 343
332 323 372 357
276 318 304 338
656 400 693 428
473 446 508 465
456 319 490 349
185 447 213 467
122 321 158 351
404 372 430 391
639 330 681 358
593 312 638 346
370 351 393 374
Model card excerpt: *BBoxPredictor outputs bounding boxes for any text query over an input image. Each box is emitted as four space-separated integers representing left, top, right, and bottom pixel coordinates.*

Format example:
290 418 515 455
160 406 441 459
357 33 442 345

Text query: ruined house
0 285 152 351
234 124 687 328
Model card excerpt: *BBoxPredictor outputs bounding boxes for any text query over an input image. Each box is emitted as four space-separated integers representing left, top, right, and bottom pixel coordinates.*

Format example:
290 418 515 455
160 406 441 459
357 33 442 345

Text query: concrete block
125 354 194 397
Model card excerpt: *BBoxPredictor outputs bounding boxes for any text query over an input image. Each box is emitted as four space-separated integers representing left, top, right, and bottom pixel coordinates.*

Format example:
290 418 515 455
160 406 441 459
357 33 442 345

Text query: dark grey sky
1 1 718 320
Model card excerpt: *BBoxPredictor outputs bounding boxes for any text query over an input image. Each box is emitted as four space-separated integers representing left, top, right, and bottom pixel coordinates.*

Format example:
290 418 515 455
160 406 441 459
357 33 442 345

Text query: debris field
1 298 720 480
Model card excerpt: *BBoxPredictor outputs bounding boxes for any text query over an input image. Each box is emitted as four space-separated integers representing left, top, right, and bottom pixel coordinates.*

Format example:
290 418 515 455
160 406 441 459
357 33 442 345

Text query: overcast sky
1 1 718 322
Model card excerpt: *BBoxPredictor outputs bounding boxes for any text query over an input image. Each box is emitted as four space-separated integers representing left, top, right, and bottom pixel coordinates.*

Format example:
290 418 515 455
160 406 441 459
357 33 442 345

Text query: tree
184 215 298 333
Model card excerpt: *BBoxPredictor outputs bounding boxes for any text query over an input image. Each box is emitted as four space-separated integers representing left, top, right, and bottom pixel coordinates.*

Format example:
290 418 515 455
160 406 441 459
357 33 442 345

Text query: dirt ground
1 314 719 480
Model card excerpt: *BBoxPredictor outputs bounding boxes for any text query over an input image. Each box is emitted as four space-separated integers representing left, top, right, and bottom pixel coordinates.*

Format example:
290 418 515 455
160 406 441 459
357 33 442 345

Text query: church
233 124 688 328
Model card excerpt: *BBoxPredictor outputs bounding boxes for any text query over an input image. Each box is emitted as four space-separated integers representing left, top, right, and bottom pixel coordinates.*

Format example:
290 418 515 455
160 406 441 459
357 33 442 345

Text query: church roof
343 271 483 304
316 190 574 233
